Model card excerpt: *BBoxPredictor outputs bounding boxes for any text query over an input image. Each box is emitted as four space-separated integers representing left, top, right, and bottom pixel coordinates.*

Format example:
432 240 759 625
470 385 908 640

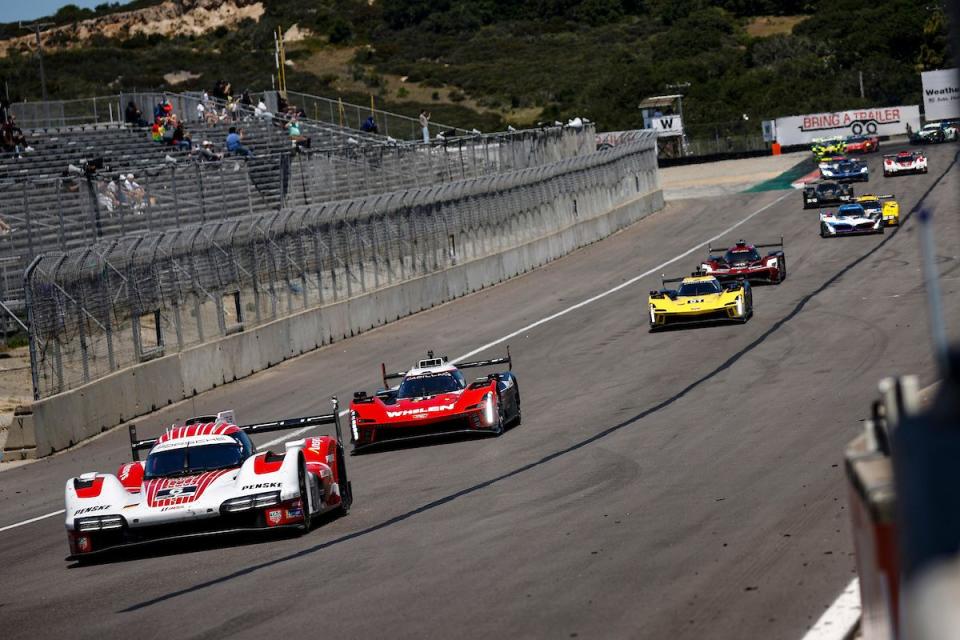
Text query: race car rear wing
707 236 783 254
380 347 512 388
128 397 344 461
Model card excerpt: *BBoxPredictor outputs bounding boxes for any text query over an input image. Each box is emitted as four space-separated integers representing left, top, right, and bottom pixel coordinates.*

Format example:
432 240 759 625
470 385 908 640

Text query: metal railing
0 122 596 312
24 130 658 399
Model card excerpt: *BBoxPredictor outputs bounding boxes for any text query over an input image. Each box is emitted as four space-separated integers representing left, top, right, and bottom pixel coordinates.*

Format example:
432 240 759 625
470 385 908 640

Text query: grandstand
0 93 593 326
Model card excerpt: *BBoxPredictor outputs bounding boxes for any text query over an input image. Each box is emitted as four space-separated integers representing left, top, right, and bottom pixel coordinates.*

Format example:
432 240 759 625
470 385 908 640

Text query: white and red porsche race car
350 350 521 452
883 150 928 177
63 399 352 561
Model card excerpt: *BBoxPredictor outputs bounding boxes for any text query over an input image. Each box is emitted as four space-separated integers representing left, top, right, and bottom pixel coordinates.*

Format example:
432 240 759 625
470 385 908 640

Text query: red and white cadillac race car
699 238 786 284
883 150 928 177
63 399 352 561
350 350 521 452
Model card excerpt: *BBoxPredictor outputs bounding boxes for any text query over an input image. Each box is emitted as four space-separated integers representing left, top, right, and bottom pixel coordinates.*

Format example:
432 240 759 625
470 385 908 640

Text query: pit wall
12 134 662 457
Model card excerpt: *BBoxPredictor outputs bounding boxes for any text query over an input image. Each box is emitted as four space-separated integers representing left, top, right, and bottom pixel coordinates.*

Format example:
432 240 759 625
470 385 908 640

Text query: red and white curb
792 167 822 189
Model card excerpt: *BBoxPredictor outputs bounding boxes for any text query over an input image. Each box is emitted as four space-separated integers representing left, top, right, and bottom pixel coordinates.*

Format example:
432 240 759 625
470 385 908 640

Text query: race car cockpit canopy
678 279 722 296
397 370 466 399
725 247 760 265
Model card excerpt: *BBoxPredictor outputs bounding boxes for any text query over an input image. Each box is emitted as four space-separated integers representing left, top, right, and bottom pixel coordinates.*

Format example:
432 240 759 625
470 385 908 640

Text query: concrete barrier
21 187 663 456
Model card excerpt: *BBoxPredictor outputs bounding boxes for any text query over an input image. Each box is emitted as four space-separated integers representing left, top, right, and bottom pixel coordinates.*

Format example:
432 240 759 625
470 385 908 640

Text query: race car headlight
350 410 359 442
76 515 125 531
222 491 280 513
483 392 495 425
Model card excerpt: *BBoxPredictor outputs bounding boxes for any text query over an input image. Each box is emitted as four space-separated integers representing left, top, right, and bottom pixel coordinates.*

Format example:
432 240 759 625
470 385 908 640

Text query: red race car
350 350 521 452
699 238 786 284
844 135 880 154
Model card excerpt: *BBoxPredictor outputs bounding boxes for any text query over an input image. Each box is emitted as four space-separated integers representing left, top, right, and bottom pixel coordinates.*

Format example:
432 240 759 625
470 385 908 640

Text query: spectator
97 179 119 214
151 118 165 143
254 98 272 120
3 118 32 155
122 173 146 211
240 89 252 108
162 117 176 145
419 110 430 144
171 121 191 150
287 120 310 149
227 97 239 122
225 126 252 157
361 115 379 134
193 139 222 162
125 101 147 127
0 97 9 125
1 121 15 153
196 100 205 122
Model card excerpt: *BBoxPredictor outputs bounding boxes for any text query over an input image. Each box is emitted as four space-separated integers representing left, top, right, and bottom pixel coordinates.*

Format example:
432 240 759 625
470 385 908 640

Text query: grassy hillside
0 0 952 133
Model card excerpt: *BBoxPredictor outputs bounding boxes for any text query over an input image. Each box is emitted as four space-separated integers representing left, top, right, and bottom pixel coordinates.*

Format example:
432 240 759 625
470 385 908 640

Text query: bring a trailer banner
772 106 921 146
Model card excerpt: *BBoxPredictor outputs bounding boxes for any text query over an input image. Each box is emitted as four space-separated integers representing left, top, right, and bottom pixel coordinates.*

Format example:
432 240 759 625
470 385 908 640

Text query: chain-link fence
0 123 596 310
24 130 658 399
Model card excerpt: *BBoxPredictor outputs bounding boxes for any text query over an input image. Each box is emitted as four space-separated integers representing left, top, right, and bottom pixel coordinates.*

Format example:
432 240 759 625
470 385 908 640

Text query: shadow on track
122 151 957 613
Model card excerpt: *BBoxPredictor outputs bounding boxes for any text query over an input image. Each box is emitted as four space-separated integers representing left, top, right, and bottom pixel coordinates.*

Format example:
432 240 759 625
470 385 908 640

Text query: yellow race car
811 137 847 161
648 273 753 331
857 193 900 226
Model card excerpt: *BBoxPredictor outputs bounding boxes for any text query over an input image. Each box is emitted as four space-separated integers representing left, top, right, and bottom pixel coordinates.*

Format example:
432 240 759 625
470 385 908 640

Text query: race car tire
775 257 787 283
488 392 506 436
298 456 312 532
335 445 352 517
820 223 829 238
512 386 522 427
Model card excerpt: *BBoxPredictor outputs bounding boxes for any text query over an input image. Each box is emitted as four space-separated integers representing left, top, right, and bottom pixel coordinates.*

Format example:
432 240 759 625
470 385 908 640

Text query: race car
811 136 846 161
350 350 520 452
63 399 352 561
883 150 927 176
648 273 752 330
699 238 786 284
844 135 880 154
819 156 869 182
909 122 958 144
819 203 884 238
802 180 855 209
857 193 900 227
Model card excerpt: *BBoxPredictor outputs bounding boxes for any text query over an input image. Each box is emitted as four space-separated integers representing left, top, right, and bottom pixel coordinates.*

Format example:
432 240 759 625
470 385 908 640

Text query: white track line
0 509 64 533
801 578 861 640
1 190 788 534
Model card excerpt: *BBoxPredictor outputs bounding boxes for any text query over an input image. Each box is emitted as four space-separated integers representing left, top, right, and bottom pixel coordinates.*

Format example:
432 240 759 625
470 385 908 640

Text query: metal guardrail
24 130 657 399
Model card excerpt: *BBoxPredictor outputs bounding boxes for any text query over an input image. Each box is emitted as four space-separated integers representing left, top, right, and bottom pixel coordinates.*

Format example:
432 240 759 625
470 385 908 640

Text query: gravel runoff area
659 151 811 200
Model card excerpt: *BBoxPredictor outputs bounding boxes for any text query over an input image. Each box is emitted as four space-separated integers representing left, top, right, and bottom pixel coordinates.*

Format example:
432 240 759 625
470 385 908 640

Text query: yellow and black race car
648 273 753 331
811 137 847 161
856 193 900 227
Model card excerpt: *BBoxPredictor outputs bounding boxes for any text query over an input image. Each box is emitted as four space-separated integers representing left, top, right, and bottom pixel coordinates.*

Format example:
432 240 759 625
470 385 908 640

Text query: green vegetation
0 0 952 134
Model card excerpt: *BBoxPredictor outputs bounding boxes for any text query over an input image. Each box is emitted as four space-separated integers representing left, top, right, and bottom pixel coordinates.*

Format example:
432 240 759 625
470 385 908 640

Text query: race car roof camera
380 348 513 388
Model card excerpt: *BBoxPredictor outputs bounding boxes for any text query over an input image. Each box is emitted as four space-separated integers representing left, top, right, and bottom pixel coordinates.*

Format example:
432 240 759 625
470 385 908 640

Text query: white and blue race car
819 156 869 182
819 203 884 238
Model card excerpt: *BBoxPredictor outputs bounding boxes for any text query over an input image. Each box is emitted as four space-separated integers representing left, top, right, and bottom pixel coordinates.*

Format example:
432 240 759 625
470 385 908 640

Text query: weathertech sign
774 106 920 146
921 68 960 121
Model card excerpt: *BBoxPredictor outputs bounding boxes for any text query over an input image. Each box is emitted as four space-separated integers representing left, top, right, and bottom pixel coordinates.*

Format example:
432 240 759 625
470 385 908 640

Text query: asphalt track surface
1 143 957 639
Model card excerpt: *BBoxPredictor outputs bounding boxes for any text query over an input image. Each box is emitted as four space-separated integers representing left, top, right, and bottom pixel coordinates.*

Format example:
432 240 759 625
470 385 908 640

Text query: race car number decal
156 486 198 499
